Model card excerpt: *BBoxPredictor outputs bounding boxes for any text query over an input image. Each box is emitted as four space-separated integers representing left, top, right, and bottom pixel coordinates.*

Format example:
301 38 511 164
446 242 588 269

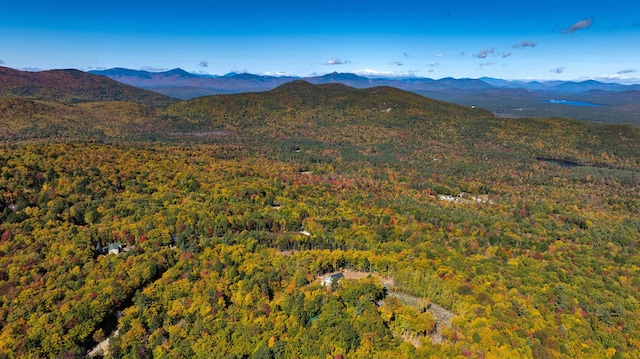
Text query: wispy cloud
354 69 415 78
198 61 209 68
563 17 593 34
513 40 537 49
474 48 494 59
262 71 288 76
550 66 565 74
0 59 4 65
427 62 440 67
502 52 512 58
434 53 444 57
403 52 410 58
140 66 168 72
597 72 640 83
325 59 350 65
389 61 403 66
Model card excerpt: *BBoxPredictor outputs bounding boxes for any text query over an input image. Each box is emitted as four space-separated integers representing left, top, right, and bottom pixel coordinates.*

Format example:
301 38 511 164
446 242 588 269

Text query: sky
2 0 639 82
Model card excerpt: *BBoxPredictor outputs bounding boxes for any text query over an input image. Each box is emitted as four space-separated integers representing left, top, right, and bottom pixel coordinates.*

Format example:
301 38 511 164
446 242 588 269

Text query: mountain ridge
89 67 640 95
86 67 640 125
1 66 178 107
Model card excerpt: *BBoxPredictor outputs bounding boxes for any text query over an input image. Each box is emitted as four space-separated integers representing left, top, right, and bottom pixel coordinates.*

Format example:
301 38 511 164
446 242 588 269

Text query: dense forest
1 69 639 358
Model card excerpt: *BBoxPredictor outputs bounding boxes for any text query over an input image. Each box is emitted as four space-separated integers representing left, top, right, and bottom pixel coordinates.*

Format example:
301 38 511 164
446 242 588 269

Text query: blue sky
2 0 639 82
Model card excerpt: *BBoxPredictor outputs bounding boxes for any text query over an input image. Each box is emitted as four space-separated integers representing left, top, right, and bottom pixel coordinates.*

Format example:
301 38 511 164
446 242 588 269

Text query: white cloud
325 59 350 65
596 72 640 84
434 53 444 57
354 69 416 78
261 71 288 76
230 67 250 74
140 66 169 72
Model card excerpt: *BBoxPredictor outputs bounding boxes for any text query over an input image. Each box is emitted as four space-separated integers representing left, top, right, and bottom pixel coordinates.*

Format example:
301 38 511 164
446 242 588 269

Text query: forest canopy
0 79 639 358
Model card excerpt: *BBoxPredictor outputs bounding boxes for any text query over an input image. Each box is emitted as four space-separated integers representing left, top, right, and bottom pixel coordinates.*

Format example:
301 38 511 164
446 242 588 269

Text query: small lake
538 99 604 107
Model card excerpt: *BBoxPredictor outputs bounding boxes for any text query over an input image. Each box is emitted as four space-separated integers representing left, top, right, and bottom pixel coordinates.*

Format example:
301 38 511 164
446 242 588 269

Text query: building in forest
95 242 123 256
322 272 344 286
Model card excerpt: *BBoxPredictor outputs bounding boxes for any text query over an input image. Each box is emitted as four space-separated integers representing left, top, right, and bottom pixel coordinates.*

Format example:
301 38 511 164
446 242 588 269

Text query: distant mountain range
87 68 640 125
0 66 496 142
1 64 639 146
89 68 640 99
478 77 640 93
1 66 637 127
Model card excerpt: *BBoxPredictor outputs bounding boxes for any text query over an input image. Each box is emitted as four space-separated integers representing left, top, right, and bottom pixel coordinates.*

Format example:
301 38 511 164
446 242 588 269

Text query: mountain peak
164 68 195 77
270 80 317 93
167 81 493 132
319 72 369 81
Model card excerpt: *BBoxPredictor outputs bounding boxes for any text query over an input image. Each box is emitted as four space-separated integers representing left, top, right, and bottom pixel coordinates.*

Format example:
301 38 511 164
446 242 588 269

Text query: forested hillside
0 67 180 141
0 78 639 358
0 67 177 107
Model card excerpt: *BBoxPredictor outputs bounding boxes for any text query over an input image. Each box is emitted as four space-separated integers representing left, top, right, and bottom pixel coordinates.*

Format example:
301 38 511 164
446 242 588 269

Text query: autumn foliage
0 77 639 358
